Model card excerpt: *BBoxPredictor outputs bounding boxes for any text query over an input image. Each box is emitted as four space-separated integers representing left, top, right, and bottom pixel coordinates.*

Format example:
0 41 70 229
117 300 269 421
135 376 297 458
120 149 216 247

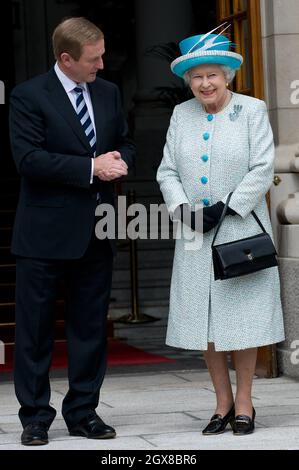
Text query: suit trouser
14 235 113 429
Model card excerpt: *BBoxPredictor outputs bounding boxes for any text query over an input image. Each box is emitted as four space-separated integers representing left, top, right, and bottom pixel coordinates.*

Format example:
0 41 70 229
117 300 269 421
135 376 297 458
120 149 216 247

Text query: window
217 0 264 98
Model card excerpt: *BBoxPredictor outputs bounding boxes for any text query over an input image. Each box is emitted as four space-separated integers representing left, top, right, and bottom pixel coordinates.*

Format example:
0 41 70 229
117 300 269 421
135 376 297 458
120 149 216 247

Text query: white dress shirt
54 62 96 182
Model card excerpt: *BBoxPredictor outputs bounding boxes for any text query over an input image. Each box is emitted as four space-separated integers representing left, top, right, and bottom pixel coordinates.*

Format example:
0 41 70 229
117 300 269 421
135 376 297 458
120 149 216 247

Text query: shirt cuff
90 158 94 184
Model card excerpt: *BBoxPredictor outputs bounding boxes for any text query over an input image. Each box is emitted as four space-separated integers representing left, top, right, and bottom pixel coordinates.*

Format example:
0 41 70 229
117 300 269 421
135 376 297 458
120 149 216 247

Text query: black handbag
211 193 278 281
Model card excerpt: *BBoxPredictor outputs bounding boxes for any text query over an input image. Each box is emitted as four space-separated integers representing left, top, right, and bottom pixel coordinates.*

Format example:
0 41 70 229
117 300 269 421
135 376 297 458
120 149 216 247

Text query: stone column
13 0 48 83
260 0 299 378
132 0 193 177
261 0 299 144
13 0 79 83
135 0 193 100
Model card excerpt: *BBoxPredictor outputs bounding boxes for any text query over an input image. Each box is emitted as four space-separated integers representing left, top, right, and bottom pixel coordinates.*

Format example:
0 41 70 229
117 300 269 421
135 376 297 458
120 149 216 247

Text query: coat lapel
45 69 92 152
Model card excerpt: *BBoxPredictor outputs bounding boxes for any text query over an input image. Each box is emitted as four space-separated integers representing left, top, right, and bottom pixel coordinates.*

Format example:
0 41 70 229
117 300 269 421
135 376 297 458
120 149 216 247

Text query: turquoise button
207 114 213 121
201 155 209 162
203 132 210 140
202 198 210 206
201 176 208 184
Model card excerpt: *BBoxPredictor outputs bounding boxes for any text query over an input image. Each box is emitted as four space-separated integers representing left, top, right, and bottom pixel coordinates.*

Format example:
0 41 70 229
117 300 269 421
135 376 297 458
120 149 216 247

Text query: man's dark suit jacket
9 69 135 259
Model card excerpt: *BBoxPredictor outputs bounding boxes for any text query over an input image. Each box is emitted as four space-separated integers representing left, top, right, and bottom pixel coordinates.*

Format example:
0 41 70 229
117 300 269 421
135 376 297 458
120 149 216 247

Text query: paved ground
1 367 299 450
1 305 299 450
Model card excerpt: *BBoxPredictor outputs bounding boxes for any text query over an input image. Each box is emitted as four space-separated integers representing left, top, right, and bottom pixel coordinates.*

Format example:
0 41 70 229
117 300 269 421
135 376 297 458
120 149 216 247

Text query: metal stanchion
116 189 159 323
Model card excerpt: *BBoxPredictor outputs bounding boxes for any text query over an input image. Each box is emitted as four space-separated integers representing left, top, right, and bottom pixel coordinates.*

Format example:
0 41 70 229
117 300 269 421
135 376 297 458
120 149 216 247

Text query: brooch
229 105 243 121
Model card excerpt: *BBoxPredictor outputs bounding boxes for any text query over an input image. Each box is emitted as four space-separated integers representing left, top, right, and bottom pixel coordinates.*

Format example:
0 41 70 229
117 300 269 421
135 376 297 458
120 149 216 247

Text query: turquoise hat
171 23 243 78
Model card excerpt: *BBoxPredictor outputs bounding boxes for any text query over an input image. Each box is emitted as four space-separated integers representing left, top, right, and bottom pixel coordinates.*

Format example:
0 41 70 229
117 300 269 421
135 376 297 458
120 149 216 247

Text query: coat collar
45 68 105 154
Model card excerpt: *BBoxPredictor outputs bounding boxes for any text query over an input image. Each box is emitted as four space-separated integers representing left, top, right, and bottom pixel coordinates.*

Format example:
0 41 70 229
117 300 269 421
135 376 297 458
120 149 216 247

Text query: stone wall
261 0 299 378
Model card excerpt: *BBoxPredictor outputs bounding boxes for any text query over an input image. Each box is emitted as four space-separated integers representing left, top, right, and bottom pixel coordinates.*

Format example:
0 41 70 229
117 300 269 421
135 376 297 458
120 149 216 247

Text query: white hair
220 66 236 83
183 64 236 86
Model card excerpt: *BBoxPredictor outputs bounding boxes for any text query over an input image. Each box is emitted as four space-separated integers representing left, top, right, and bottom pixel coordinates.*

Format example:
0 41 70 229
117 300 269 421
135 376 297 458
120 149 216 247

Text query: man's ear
60 52 73 68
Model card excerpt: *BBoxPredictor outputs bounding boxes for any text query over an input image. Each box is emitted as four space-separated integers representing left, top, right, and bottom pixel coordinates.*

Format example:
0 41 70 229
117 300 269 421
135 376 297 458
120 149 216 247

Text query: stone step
0 299 170 327
112 275 171 289
110 284 170 304
114 249 173 270
0 254 174 284
0 275 171 303
0 232 175 252
0 299 168 336
108 299 169 319
112 266 171 283
0 299 67 323
119 179 161 197
0 318 77 344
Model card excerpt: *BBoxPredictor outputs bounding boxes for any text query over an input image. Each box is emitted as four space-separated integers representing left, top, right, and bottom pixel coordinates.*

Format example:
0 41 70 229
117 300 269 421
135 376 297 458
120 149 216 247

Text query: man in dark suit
9 17 135 445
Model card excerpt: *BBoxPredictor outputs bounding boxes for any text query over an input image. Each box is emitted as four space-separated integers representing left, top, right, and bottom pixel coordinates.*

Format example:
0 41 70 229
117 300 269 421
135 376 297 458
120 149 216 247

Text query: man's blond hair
53 17 104 61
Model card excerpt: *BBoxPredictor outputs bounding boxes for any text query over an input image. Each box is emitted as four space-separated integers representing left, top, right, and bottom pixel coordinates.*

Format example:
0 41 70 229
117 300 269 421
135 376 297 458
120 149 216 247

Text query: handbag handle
211 192 268 248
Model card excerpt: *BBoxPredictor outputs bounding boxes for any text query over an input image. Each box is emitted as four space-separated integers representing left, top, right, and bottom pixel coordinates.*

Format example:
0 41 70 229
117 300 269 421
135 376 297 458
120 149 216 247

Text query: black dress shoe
21 422 49 446
202 405 235 435
69 414 116 439
232 408 256 435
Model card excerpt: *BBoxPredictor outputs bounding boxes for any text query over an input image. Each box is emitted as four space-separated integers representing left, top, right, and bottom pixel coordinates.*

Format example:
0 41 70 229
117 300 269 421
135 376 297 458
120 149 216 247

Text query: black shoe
232 408 256 435
202 405 235 435
69 413 116 439
21 422 49 446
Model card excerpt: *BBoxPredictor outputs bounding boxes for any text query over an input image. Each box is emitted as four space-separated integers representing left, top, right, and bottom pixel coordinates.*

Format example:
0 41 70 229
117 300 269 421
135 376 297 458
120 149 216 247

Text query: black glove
202 201 224 232
175 201 237 234
203 201 237 232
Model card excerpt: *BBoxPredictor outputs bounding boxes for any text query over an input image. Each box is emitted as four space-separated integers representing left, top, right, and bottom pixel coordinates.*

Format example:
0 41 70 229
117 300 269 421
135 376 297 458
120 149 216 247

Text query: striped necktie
73 86 96 154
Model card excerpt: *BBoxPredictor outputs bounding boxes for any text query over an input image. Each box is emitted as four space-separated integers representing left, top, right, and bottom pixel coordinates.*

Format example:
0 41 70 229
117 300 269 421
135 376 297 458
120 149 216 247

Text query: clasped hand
175 201 236 233
93 151 128 181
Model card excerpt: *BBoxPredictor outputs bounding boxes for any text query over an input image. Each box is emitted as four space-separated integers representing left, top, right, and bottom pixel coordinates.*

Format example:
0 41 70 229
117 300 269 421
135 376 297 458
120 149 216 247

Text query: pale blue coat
157 92 285 351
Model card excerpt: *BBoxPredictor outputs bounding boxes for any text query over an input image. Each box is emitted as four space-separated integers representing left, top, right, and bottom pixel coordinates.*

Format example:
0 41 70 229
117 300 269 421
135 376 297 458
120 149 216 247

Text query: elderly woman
156 25 285 435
